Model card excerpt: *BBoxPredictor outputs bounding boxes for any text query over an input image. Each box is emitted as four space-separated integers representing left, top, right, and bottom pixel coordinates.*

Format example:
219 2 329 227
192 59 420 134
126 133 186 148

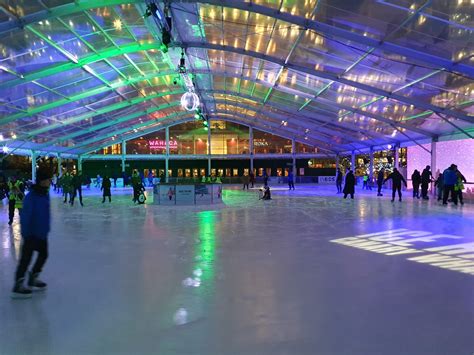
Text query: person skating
376 169 384 196
434 173 444 201
101 175 112 203
259 185 271 200
249 171 255 188
343 170 356 199
421 165 433 200
70 171 84 206
411 169 421 199
336 168 343 193
241 173 250 190
384 168 407 202
362 173 369 190
288 171 295 190
442 164 458 205
11 167 52 299
131 170 141 203
60 171 73 204
7 176 24 225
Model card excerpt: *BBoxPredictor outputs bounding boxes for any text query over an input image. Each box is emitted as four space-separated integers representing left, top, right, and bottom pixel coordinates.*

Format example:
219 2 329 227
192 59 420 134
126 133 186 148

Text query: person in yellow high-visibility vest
7 177 24 225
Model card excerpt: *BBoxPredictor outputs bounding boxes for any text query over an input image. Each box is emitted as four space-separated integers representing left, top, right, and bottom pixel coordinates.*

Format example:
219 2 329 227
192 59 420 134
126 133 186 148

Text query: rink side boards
330 229 474 276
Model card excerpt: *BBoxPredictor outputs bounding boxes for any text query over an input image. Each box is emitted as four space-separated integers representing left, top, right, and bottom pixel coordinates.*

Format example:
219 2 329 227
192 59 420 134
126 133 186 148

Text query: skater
242 173 249 190
442 164 458 205
11 167 52 299
147 171 154 187
263 171 269 187
101 175 112 203
384 168 407 202
60 171 73 204
421 165 433 200
434 173 444 201
343 170 355 199
362 173 369 190
288 171 295 190
70 171 84 206
167 187 174 201
454 165 467 205
249 171 255 188
259 185 271 200
377 169 384 196
411 169 421 199
336 168 343 193
7 176 24 225
131 170 141 203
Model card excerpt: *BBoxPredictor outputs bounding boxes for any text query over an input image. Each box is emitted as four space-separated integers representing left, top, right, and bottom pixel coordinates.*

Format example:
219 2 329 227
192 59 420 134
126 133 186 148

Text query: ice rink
1 184 473 355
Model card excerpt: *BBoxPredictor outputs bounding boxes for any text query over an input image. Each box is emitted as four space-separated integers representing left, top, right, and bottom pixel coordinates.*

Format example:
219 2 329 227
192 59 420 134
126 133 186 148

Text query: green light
195 113 200 120
159 43 168 53
203 120 208 126
204 126 208 131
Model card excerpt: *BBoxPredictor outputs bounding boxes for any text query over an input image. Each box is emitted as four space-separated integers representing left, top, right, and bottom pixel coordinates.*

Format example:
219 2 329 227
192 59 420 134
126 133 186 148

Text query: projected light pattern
407 138 474 182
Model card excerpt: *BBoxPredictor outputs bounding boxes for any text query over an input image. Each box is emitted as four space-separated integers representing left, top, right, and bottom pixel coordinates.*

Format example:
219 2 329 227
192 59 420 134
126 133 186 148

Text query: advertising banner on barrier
159 185 176 205
318 176 336 184
176 185 195 205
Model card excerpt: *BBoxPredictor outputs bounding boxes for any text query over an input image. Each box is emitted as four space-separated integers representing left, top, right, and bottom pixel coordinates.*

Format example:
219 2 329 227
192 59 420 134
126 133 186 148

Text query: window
185 169 191 177
178 169 184 177
226 169 231 177
233 169 239 176
193 169 199 177
200 168 206 176
217 169 224 177
299 168 305 175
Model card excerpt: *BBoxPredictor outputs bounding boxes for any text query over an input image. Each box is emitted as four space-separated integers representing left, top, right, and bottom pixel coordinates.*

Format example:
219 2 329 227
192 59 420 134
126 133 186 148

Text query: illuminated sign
253 139 268 146
148 140 177 150
331 229 474 276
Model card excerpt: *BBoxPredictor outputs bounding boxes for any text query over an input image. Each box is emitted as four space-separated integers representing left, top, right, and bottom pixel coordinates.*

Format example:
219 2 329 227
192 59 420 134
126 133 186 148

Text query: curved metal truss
0 0 472 158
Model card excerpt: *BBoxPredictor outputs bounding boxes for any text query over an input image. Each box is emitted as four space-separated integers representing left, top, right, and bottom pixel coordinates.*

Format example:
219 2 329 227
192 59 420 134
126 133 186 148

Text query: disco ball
181 92 200 111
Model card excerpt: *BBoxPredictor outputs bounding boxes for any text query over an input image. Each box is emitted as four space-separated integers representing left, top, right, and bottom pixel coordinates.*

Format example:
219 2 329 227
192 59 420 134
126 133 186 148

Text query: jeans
8 199 16 223
15 238 48 280
70 187 83 205
392 185 402 201
421 182 429 198
413 183 420 198
288 181 295 190
443 185 457 204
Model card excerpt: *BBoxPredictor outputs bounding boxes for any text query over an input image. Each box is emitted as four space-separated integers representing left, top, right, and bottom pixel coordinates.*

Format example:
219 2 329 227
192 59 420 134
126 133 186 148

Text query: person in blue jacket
442 164 458 205
12 167 52 298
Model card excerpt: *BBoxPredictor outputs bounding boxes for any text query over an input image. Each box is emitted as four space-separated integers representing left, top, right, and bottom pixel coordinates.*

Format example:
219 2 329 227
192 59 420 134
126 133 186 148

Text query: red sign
149 140 178 149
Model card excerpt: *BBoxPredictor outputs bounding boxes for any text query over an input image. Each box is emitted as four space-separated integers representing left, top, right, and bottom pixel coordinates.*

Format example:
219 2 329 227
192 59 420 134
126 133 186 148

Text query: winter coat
336 171 343 183
421 169 432 184
443 168 457 185
343 172 356 194
411 171 421 186
101 178 112 196
20 185 50 240
384 171 407 187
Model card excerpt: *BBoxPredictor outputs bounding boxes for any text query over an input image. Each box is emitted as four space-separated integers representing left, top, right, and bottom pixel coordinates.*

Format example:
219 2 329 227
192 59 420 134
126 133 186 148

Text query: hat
36 167 53 182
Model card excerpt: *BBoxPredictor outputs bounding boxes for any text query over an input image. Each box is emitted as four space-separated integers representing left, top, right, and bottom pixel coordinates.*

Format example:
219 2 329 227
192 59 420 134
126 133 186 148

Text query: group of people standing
336 164 468 204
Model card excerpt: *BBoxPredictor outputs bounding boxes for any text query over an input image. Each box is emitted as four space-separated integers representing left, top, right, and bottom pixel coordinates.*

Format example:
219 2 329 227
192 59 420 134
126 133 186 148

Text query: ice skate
11 278 32 299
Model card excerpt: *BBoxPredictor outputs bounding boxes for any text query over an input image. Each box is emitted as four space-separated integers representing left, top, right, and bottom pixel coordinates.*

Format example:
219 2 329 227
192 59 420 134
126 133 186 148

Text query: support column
121 140 126 173
78 155 83 172
351 151 356 171
394 144 400 170
31 150 37 182
291 139 296 177
431 138 437 195
165 127 170 183
57 153 62 177
369 147 374 181
207 126 211 175
249 126 254 173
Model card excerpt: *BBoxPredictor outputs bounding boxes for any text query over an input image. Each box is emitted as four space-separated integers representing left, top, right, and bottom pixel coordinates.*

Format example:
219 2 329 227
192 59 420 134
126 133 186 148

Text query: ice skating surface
0 185 473 355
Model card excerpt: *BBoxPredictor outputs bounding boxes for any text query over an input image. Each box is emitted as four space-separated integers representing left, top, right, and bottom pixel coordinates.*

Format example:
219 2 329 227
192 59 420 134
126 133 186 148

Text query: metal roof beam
180 41 473 124
1 0 472 77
